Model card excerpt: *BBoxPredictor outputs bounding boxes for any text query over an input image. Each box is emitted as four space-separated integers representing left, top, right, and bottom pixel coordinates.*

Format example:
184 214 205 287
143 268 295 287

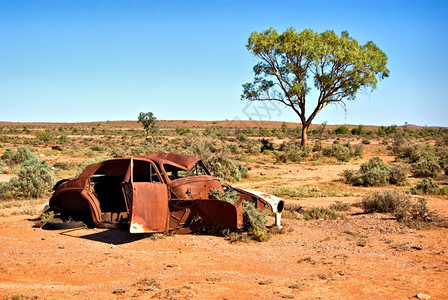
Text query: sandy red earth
1 157 447 299
0 122 447 299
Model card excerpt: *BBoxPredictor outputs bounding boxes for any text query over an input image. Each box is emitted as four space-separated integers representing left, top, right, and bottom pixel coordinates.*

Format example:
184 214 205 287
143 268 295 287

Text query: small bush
354 145 364 158
333 126 349 135
260 138 274 152
342 157 407 186
301 207 341 220
206 152 248 182
312 141 322 152
0 159 54 199
274 146 309 163
361 191 409 214
410 178 448 195
411 155 441 178
40 210 55 225
391 134 420 161
322 144 351 162
329 201 351 211
2 146 36 166
211 189 269 242
394 198 448 229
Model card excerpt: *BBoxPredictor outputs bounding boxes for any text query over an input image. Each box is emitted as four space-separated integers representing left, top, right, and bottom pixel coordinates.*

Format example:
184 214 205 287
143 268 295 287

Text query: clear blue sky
1 0 447 126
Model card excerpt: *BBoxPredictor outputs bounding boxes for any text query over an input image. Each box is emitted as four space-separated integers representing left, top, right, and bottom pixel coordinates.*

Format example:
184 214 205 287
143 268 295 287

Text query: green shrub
411 154 441 178
260 138 274 152
322 144 351 162
394 198 447 228
351 125 364 135
410 178 448 195
328 201 351 211
2 146 36 166
360 191 409 214
176 127 193 135
206 151 248 182
274 146 309 163
35 129 54 143
1 148 14 162
354 145 364 158
389 165 408 185
333 126 349 135
342 157 407 186
40 210 55 225
210 189 269 242
301 207 341 220
0 159 54 199
312 141 322 152
391 134 420 161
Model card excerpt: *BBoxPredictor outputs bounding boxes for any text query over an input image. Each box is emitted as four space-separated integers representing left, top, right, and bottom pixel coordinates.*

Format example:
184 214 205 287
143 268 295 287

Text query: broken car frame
49 153 284 234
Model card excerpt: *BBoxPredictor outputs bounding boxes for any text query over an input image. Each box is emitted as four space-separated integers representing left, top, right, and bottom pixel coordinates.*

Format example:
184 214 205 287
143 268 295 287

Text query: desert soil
1 154 447 300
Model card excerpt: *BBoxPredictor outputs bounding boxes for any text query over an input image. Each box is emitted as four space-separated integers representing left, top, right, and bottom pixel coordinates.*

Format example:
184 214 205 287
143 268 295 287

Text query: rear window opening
163 162 210 181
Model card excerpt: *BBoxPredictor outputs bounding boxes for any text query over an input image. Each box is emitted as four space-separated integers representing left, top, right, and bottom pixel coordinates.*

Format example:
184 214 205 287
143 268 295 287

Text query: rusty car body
49 153 284 234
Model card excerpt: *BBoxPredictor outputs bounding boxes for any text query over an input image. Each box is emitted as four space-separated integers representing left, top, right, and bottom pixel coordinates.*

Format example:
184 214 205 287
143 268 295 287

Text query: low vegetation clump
410 178 448 195
210 189 269 242
0 158 54 199
360 190 409 214
360 191 447 228
274 145 310 163
1 146 36 166
321 143 363 162
328 201 352 211
301 207 341 220
410 153 441 178
342 157 408 186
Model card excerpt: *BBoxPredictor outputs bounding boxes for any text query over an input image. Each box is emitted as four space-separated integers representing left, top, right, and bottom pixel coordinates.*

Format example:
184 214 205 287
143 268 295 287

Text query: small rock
416 293 431 299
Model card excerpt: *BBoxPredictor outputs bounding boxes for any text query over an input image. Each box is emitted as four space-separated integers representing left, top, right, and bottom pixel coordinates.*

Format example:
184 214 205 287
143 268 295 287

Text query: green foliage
411 154 441 178
40 210 55 225
281 122 287 133
260 138 274 152
275 145 310 163
410 178 448 195
351 125 364 135
312 141 322 152
35 129 54 143
322 144 352 162
210 189 269 242
137 112 158 140
328 201 351 211
175 127 193 135
362 192 448 228
242 27 389 146
391 133 420 161
342 157 407 186
206 152 248 182
354 145 364 158
333 126 349 135
1 146 36 166
0 159 54 199
301 207 341 220
361 191 409 214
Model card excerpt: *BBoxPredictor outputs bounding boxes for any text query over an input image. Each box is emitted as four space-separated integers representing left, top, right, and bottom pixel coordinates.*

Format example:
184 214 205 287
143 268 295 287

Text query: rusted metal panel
147 153 201 170
48 153 283 234
129 182 169 233
169 176 223 199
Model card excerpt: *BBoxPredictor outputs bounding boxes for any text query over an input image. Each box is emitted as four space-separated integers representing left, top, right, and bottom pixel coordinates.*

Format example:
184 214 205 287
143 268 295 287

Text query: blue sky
0 0 447 126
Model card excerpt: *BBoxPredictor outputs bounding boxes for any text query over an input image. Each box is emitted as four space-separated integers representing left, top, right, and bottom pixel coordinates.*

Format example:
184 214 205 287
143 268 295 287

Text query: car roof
77 153 202 178
145 153 201 171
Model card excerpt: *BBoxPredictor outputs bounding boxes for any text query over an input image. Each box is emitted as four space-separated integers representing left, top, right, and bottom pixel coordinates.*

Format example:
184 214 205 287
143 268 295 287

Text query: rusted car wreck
49 153 284 234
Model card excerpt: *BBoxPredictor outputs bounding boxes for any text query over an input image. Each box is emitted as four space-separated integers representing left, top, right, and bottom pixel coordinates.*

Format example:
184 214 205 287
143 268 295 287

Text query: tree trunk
301 125 308 147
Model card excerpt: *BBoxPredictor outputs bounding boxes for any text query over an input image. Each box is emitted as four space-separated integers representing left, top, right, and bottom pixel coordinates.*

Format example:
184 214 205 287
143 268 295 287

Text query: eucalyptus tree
137 111 158 142
242 28 389 146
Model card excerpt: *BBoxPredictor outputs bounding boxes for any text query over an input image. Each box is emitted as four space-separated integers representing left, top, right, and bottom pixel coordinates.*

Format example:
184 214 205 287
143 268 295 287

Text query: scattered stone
416 293 431 299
